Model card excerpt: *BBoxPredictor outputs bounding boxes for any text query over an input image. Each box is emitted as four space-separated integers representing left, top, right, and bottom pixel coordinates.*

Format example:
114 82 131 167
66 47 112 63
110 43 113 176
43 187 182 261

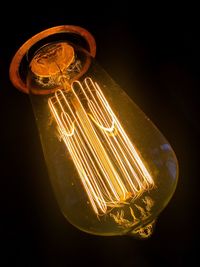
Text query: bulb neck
9 25 96 94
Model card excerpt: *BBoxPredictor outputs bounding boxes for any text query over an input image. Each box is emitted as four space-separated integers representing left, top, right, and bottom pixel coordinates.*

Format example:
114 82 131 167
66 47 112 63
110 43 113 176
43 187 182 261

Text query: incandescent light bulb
9 25 178 238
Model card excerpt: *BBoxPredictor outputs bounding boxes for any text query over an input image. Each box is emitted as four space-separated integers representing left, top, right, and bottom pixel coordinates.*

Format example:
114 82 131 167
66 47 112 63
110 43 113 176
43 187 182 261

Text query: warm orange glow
49 77 154 215
30 43 75 77
9 25 96 94
9 25 179 238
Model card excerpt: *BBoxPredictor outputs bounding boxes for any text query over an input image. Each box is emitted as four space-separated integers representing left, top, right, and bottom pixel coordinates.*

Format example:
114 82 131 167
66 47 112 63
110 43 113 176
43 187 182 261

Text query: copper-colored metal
30 43 75 77
9 25 96 94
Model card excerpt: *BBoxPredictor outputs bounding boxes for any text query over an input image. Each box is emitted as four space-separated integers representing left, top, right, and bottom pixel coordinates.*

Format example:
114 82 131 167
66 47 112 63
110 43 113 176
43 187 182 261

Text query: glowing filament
48 77 154 215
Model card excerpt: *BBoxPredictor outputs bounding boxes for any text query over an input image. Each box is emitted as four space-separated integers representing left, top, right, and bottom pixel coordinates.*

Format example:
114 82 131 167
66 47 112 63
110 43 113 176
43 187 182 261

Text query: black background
1 3 199 266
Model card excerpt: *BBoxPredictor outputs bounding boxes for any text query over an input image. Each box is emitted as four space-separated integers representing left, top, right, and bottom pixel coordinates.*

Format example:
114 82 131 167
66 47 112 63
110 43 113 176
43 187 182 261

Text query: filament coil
49 77 154 215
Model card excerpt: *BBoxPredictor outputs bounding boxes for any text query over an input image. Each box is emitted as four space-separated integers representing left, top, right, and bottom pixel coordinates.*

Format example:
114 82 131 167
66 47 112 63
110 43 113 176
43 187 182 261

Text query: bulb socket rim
9 25 96 94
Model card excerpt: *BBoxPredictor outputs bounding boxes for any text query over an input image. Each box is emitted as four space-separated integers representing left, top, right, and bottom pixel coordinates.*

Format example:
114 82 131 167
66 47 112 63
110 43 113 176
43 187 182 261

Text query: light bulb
9 25 178 238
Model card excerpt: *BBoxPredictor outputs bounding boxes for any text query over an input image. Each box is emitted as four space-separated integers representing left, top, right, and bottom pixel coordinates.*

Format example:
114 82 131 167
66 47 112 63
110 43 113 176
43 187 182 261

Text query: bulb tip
128 220 156 239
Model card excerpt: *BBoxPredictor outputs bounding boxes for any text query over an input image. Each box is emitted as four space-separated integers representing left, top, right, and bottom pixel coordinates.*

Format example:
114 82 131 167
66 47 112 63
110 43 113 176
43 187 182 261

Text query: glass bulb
9 26 178 238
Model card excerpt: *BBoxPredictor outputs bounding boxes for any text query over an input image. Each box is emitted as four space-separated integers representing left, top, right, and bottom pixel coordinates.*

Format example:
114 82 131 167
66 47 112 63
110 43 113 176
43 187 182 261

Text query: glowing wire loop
48 77 154 215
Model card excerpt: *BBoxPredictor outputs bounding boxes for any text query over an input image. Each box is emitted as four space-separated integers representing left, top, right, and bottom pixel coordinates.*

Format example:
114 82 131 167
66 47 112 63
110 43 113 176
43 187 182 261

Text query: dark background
1 3 199 266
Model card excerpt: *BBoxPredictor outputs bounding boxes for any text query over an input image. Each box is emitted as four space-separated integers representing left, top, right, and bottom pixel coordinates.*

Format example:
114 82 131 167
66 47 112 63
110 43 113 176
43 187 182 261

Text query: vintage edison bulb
9 26 178 238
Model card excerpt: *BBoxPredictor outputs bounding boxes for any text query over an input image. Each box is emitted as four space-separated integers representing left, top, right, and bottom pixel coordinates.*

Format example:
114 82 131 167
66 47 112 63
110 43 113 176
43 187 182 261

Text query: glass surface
27 41 178 238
